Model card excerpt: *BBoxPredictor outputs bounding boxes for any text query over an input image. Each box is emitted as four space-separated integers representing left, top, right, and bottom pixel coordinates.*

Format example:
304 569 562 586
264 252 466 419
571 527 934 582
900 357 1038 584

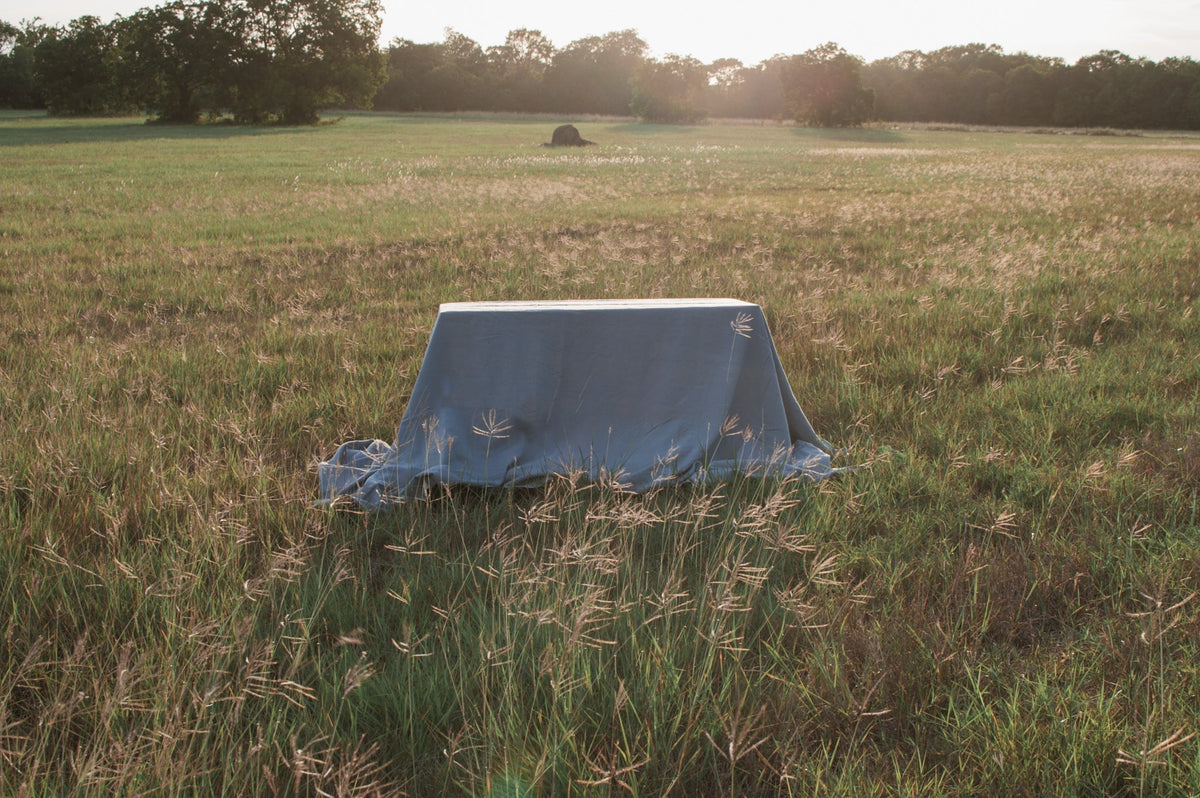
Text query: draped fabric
318 299 838 508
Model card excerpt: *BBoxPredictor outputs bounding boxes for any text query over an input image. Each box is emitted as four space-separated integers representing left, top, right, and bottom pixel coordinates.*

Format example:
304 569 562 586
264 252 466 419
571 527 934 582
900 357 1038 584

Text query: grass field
2 110 1199 795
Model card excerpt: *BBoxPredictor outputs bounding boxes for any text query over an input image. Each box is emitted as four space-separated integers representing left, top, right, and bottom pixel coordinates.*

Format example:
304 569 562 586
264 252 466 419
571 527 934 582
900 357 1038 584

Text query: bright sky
8 0 1200 64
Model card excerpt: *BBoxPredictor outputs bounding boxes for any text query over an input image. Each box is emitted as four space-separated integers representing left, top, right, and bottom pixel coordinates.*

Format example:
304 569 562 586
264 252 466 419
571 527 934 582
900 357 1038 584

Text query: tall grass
1 111 1198 794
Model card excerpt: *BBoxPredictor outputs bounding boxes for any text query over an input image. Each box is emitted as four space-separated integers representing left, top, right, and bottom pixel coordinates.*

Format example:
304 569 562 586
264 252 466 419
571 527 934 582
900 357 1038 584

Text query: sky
7 0 1200 65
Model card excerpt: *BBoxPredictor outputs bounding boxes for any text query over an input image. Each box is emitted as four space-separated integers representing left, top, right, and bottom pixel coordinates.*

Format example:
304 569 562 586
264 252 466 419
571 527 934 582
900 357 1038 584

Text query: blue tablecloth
318 299 838 508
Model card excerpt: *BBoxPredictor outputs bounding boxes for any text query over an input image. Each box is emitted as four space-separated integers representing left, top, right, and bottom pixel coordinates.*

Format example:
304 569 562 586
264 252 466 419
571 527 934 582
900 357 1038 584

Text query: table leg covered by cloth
318 299 841 508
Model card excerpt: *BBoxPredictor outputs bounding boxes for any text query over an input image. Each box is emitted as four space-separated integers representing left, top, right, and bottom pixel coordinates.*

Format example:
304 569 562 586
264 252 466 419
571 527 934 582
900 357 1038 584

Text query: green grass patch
2 110 1199 795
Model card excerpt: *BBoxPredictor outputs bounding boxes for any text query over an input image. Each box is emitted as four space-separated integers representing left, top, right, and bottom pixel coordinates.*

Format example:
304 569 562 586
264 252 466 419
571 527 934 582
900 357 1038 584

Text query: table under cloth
318 299 839 508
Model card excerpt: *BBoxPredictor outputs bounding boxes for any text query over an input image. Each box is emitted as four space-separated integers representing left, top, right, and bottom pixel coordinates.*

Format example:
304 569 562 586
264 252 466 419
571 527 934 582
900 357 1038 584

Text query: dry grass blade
1117 729 1197 767
808 552 843 586
471 409 513 440
730 312 754 338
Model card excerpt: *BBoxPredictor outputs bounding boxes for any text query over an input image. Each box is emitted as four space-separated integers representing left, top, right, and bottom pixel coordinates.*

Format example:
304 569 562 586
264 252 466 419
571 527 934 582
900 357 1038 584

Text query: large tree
486 28 554 112
702 57 789 119
630 53 707 123
34 16 131 115
782 42 874 127
32 0 383 122
543 29 646 115
425 29 489 110
221 0 385 124
0 19 51 107
374 38 443 110
118 1 237 122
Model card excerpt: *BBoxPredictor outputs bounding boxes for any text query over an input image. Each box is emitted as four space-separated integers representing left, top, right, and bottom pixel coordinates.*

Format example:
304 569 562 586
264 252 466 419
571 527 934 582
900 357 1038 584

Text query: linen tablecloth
318 299 837 507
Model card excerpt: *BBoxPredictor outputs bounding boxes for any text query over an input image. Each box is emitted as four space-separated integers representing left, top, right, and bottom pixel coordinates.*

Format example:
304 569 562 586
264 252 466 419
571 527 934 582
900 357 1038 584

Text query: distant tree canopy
3 13 1200 130
630 54 708 123
375 27 647 115
361 32 1200 130
546 30 647 116
782 42 874 126
6 0 384 122
863 44 1200 129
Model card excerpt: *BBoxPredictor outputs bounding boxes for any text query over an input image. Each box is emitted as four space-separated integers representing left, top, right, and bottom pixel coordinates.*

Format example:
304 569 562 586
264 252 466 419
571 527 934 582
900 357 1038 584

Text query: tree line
1 0 385 124
4 2 1200 129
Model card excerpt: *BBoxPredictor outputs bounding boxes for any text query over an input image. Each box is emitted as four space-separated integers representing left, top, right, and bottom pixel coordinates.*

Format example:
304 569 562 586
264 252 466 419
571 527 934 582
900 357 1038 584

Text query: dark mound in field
544 124 595 147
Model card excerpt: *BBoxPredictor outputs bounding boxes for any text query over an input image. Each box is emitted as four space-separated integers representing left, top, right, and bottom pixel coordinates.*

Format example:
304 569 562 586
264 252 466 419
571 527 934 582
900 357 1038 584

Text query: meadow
1 111 1198 795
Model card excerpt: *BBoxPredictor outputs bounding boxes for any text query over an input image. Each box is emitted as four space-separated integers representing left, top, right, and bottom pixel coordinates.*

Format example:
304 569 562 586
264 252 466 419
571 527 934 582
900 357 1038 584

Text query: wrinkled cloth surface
318 299 838 508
